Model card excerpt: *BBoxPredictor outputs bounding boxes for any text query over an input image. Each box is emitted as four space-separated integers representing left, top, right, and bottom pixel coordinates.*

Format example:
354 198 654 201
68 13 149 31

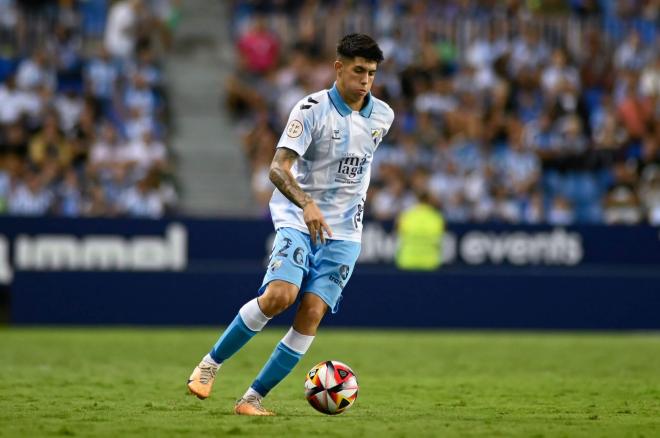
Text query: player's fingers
314 221 324 245
308 223 317 245
321 219 333 238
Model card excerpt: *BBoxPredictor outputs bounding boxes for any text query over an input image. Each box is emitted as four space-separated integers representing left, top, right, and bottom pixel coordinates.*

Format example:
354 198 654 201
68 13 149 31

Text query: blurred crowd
228 0 659 225
0 0 180 218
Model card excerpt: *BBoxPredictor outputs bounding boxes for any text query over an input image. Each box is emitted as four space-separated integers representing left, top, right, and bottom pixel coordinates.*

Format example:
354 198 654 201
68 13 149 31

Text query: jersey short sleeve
276 101 314 156
381 105 395 139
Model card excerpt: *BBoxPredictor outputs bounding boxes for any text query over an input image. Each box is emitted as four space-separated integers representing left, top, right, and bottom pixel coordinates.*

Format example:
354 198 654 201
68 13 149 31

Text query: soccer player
187 33 394 416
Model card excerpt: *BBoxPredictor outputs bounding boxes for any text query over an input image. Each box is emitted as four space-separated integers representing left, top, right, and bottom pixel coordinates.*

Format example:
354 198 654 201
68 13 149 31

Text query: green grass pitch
1 328 659 437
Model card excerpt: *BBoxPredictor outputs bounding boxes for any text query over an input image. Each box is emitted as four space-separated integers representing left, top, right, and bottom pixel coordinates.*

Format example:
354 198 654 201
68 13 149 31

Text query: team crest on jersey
371 128 382 145
286 120 303 138
269 259 283 272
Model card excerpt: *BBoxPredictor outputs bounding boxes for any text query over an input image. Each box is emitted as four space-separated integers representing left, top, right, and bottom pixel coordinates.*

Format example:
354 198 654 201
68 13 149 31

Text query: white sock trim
243 387 263 400
281 327 315 355
239 298 271 332
202 353 221 367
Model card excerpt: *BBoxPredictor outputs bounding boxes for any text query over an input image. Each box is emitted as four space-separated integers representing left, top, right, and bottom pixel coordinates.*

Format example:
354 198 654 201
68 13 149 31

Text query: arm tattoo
269 148 313 209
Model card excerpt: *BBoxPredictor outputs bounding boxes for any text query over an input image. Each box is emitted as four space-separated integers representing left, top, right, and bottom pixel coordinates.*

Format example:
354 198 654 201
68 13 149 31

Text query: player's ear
334 60 343 75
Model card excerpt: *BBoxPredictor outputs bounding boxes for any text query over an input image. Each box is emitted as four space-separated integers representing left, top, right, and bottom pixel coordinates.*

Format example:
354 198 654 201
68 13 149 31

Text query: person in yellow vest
395 190 445 270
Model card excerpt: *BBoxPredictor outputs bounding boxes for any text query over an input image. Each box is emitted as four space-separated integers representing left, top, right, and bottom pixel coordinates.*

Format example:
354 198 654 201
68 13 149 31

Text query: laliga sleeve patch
286 120 303 138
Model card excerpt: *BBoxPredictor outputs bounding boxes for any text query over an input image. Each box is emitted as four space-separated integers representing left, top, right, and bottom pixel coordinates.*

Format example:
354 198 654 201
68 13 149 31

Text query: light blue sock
209 314 256 363
248 328 315 397
209 298 271 363
251 342 302 397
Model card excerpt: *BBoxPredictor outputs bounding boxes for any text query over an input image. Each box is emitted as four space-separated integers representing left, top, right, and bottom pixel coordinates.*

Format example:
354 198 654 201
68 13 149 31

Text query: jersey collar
328 82 374 118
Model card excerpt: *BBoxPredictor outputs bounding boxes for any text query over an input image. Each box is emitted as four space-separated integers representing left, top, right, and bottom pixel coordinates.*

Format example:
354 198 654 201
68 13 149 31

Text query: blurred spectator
104 0 143 60
493 187 522 223
541 48 580 107
16 48 56 91
236 15 280 75
8 171 53 216
247 121 277 215
119 169 164 218
510 26 550 74
614 30 652 71
150 0 181 51
47 23 83 87
492 131 540 195
371 176 415 221
617 72 653 141
639 165 660 225
90 122 123 171
54 88 84 133
83 182 114 216
396 190 445 271
121 129 168 173
522 190 545 224
128 46 162 89
547 195 575 225
57 168 82 217
123 107 153 141
0 0 19 37
124 73 156 117
466 27 509 74
640 57 660 99
0 122 29 159
251 151 274 216
0 75 29 125
85 46 120 107
603 186 643 224
28 113 73 170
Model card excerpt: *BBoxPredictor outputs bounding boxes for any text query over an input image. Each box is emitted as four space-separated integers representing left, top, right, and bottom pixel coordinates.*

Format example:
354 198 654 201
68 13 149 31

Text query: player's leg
234 293 327 416
188 281 298 399
207 280 298 361
187 228 310 399
235 239 360 415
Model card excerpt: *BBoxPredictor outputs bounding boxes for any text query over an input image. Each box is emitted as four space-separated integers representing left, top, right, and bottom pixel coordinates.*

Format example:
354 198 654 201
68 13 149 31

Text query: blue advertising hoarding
1 217 659 328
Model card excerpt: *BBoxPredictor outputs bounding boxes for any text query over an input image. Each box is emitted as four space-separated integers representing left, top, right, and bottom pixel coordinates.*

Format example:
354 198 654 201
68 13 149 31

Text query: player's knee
261 281 298 316
298 302 327 325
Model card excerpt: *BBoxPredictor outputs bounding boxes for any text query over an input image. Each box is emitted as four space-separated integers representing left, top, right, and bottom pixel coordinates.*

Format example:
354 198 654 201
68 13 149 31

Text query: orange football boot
234 395 276 416
187 360 218 399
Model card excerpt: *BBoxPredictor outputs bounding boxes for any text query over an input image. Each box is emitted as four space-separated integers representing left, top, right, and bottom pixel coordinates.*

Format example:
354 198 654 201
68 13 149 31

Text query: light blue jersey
270 83 395 242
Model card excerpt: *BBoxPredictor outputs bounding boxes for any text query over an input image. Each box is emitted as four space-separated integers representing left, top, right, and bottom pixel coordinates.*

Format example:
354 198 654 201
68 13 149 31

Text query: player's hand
303 201 333 245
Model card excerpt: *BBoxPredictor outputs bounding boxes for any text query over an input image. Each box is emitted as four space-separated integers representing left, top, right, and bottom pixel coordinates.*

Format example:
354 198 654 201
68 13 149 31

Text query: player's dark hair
336 33 384 63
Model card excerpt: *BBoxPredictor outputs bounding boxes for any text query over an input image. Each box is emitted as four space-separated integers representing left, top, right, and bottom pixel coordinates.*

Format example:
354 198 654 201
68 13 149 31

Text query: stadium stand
0 0 180 218
227 0 659 225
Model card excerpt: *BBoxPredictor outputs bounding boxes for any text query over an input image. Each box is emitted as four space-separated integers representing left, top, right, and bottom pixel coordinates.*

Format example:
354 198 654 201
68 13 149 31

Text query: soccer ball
304 360 358 415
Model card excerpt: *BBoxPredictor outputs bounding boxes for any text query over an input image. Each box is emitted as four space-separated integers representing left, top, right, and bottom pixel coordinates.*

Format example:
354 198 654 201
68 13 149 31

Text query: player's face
336 56 378 103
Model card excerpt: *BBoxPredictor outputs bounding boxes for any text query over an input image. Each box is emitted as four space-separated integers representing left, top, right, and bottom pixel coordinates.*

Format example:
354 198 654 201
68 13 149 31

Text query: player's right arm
269 147 333 244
